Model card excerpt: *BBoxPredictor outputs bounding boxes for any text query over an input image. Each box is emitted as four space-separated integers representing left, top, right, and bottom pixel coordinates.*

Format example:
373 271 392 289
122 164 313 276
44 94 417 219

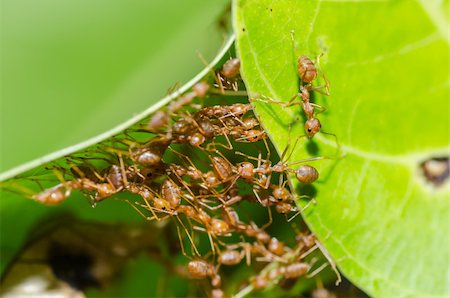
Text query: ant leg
283 127 308 164
176 224 188 257
235 151 268 163
287 199 315 223
298 243 319 260
117 152 129 186
285 156 330 167
311 54 330 96
261 205 273 230
320 130 344 159
176 216 201 257
194 226 217 256
216 73 225 94
315 239 342 285
169 147 219 196
244 243 252 266
306 262 329 279
2 180 36 197
206 136 233 152
197 51 224 94
285 208 299 223
309 102 327 114
251 95 301 108
68 164 87 179
262 138 271 161
125 200 155 221
251 186 264 204
290 30 298 58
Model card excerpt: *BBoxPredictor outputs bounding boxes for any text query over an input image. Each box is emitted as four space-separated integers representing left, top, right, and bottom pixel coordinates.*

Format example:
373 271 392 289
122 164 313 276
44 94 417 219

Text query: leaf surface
234 0 449 296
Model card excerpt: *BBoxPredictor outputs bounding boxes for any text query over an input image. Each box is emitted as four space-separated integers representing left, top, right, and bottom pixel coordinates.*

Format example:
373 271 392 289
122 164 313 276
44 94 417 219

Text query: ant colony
3 51 340 297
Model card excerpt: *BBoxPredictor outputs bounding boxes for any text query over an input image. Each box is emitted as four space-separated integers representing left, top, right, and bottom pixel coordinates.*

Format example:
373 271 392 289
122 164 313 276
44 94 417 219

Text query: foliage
234 0 449 297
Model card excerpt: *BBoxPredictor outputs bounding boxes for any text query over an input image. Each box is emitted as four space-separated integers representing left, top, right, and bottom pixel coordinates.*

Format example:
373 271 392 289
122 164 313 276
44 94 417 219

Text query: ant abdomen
268 237 285 255
161 179 181 209
147 111 169 132
218 250 242 266
131 148 162 167
187 260 215 279
192 81 210 98
221 58 240 79
282 262 310 279
298 55 317 83
295 165 319 184
32 184 70 205
107 165 124 189
211 156 233 181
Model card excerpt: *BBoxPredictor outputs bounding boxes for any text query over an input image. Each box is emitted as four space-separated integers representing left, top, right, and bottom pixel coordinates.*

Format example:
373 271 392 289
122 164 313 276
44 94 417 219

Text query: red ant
211 57 240 93
147 81 210 132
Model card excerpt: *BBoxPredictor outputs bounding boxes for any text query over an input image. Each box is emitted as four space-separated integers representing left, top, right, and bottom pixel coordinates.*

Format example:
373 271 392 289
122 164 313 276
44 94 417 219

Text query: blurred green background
1 0 230 172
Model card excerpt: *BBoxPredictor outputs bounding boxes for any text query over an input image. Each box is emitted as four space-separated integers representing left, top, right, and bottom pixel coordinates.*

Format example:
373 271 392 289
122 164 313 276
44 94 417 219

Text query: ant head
272 186 290 202
140 168 154 180
295 165 319 184
230 104 250 118
238 162 254 180
304 118 321 138
296 233 316 248
153 197 171 211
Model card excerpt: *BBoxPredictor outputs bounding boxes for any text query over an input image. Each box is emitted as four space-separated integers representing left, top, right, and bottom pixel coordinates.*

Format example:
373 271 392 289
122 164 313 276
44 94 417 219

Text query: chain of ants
29 55 337 297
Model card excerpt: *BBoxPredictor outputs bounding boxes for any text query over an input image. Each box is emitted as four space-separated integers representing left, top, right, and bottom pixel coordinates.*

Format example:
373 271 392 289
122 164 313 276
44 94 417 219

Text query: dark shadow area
306 139 320 156
296 183 318 201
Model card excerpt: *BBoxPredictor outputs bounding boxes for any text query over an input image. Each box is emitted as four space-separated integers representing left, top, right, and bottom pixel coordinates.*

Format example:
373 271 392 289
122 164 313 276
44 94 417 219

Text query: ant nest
13 55 339 297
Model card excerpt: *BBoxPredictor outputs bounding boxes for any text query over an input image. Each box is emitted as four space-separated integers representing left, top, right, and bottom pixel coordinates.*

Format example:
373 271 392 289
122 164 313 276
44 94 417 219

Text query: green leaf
1 0 229 172
233 0 449 297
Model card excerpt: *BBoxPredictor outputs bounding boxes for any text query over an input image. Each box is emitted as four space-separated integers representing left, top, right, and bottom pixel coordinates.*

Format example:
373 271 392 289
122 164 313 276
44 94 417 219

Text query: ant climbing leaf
234 0 449 297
